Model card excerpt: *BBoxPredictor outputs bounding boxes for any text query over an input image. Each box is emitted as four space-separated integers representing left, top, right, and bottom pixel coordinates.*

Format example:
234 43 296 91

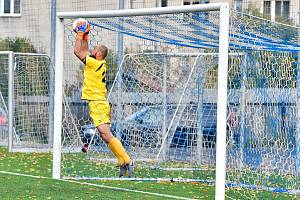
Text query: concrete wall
0 0 299 54
0 0 118 53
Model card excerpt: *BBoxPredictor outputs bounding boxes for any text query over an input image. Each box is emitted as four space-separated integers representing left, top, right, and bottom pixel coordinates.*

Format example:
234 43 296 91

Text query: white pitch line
0 171 194 200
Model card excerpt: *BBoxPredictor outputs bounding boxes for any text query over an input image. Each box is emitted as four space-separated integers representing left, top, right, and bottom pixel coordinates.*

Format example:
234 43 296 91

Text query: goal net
55 4 300 199
0 53 9 146
0 52 52 151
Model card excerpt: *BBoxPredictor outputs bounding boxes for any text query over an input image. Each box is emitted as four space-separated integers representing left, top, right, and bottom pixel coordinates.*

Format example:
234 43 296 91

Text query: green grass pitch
0 147 298 199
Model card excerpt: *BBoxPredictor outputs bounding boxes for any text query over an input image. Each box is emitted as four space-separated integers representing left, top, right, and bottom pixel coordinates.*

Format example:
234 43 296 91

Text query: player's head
91 44 108 60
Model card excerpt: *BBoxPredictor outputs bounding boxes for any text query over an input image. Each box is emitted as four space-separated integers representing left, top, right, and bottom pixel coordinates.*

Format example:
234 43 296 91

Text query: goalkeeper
73 19 134 177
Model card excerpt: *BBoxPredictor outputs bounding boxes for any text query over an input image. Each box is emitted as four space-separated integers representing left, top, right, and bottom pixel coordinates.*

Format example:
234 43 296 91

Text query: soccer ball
72 18 89 32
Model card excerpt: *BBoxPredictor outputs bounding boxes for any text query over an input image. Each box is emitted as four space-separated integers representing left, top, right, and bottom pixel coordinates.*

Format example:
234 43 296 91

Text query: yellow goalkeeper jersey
81 55 107 100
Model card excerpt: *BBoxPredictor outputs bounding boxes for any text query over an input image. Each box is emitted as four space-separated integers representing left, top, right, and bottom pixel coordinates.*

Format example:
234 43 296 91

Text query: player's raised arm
73 18 91 62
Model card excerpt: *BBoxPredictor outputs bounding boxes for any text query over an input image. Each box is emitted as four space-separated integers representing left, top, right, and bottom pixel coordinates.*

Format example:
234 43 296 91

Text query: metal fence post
8 51 14 152
48 0 56 147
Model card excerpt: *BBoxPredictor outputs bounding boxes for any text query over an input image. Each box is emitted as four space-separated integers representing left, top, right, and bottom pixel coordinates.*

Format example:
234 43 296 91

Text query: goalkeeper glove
74 19 91 40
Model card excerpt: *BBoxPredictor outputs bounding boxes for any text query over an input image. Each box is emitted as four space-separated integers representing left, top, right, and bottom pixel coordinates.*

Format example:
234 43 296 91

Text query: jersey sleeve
86 55 100 70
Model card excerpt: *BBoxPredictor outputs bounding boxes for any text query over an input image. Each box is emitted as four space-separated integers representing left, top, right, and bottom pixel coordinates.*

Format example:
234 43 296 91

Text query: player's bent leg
107 136 134 177
96 123 113 143
97 124 134 177
90 100 134 177
107 137 130 165
96 124 125 164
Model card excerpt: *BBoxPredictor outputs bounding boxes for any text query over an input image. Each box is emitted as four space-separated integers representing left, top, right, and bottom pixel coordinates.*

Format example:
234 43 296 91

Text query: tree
0 37 39 102
0 37 50 142
0 37 37 53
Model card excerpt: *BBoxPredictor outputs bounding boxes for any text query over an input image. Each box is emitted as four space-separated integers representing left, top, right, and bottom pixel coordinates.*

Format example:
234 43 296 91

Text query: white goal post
53 3 229 200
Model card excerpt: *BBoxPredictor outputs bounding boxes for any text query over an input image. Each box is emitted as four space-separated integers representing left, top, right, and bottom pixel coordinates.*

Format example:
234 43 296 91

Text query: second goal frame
53 3 229 200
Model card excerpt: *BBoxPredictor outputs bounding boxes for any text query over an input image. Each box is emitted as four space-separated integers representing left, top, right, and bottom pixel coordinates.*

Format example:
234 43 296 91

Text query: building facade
0 0 299 54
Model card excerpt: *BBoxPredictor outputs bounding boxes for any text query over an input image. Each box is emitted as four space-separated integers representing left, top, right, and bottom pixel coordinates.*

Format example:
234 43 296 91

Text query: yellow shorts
88 100 111 127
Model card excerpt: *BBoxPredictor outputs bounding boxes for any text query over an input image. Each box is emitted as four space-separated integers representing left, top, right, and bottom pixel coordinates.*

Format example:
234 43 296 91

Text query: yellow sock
108 137 131 166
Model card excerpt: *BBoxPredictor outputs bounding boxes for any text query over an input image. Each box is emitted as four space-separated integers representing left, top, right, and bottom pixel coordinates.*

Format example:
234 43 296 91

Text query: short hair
97 45 108 59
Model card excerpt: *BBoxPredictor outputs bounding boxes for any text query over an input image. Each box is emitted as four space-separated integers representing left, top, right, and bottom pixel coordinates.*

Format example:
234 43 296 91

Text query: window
263 1 271 19
183 0 209 6
282 1 290 20
183 0 209 21
161 0 167 7
1 0 21 15
235 0 243 12
14 0 20 13
275 1 281 16
183 1 191 5
275 0 290 20
265 0 290 21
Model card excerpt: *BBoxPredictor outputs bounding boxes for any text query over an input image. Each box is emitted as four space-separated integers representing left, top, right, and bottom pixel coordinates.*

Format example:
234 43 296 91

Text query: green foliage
0 37 40 101
0 37 37 53
0 37 50 96
14 56 51 96
0 38 50 139
0 56 9 103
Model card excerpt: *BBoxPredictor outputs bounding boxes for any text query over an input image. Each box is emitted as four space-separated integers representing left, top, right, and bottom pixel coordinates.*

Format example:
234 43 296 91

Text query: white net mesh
109 53 214 163
61 10 220 182
60 8 300 199
226 50 300 199
0 53 52 150
0 1 299 199
0 54 9 146
14 54 52 148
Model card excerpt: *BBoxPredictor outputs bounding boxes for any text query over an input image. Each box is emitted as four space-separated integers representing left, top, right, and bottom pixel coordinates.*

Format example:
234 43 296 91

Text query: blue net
89 11 300 52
